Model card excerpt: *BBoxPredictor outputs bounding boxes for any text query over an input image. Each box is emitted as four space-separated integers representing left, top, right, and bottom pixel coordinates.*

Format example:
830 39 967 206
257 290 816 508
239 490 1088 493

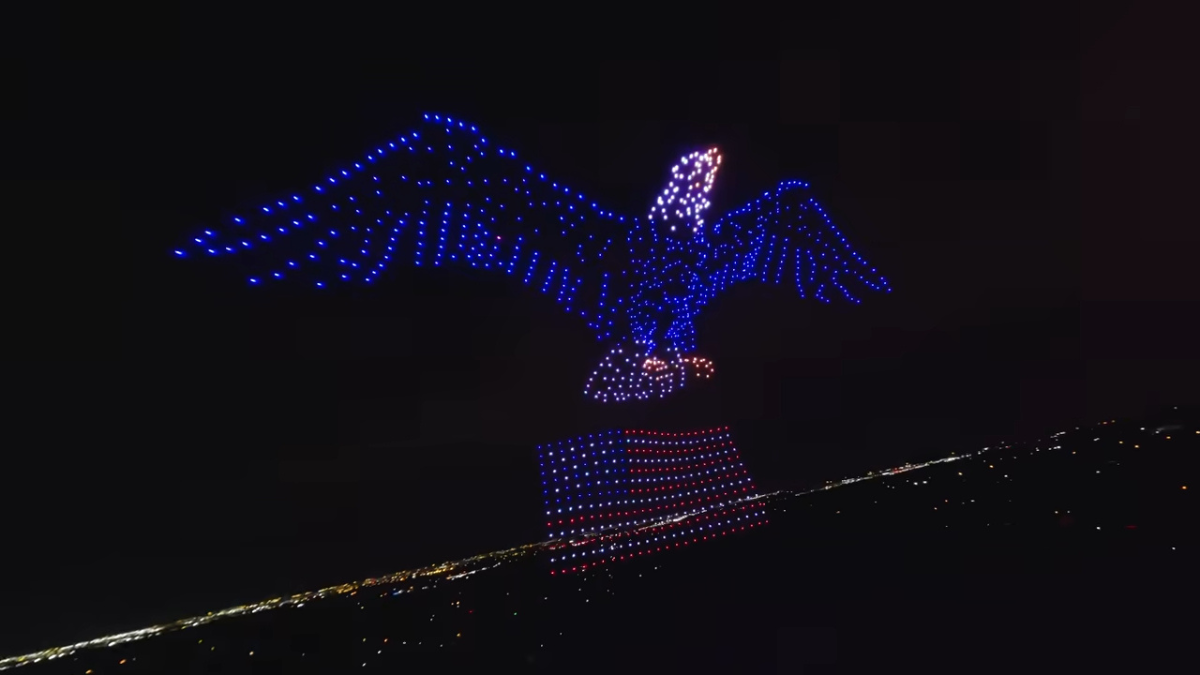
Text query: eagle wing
697 180 891 308
177 114 634 342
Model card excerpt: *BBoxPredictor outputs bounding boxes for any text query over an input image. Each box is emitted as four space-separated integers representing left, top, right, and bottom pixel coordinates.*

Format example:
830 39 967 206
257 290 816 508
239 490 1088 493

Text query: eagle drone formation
179 114 890 402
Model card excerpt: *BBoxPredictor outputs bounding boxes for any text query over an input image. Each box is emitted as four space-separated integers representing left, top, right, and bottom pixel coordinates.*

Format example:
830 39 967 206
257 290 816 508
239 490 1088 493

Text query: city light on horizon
0 425 1076 672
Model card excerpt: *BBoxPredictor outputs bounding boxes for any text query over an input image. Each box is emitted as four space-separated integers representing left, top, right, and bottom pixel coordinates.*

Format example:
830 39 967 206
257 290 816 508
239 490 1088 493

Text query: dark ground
11 405 1197 674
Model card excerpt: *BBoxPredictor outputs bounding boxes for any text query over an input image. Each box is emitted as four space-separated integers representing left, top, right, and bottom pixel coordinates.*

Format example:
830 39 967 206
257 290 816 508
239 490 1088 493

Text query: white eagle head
648 147 721 240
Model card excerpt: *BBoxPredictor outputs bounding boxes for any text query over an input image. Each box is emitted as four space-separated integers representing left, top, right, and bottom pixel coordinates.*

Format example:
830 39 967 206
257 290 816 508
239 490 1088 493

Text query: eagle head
648 147 721 239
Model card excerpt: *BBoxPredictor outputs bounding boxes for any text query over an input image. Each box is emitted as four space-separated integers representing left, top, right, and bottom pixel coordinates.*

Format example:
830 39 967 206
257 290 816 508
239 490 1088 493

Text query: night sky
7 2 1199 654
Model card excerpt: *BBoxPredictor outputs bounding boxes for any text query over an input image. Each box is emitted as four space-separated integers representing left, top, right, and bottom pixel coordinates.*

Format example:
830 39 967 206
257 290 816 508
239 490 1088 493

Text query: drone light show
180 114 890 402
537 426 767 574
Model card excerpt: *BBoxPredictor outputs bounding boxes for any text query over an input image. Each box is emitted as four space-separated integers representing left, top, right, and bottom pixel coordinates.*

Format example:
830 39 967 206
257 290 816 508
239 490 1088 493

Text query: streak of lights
0 416 1168 671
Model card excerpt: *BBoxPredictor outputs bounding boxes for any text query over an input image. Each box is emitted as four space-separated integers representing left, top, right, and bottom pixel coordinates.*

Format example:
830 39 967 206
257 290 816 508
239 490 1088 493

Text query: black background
5 0 1198 654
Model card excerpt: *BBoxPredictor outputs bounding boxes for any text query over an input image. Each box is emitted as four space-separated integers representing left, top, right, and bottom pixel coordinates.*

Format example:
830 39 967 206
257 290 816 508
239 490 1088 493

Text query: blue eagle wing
176 115 632 342
698 180 891 307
